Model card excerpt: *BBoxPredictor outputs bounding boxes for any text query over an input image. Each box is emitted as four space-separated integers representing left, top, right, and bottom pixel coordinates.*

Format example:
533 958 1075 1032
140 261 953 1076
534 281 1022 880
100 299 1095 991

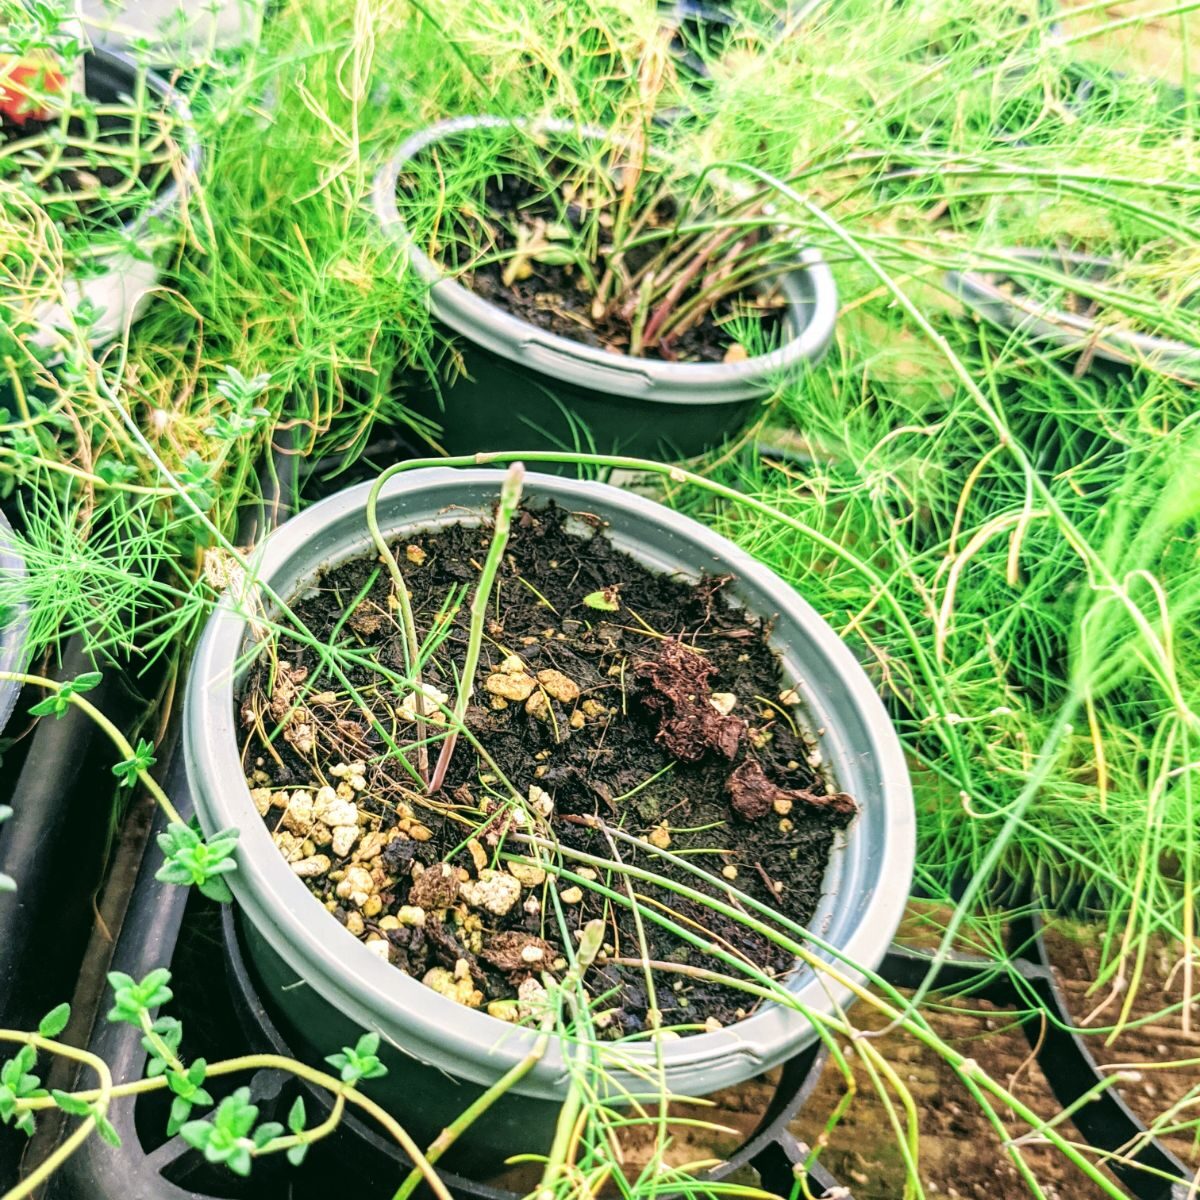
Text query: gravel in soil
239 501 854 1036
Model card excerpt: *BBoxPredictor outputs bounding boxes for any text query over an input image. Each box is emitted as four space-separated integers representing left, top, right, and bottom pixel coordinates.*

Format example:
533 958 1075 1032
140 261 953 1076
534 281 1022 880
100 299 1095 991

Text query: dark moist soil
239 501 855 1037
399 166 788 364
0 107 167 232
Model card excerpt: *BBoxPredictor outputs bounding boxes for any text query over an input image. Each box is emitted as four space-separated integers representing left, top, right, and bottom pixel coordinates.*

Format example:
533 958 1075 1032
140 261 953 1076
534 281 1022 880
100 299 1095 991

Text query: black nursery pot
372 116 838 461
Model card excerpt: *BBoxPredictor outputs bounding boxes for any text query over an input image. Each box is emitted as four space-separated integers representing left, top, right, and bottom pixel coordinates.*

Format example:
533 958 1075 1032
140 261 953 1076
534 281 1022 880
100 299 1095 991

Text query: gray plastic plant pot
373 116 838 461
948 247 1200 380
22 48 200 360
0 511 29 735
184 468 913 1168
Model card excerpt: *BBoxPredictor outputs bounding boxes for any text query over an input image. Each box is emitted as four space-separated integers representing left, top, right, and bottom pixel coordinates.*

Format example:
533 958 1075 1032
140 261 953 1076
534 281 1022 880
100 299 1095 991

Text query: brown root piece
349 603 387 635
268 662 309 721
727 758 857 823
281 715 314 756
479 931 558 975
425 916 485 982
408 862 460 911
634 639 744 762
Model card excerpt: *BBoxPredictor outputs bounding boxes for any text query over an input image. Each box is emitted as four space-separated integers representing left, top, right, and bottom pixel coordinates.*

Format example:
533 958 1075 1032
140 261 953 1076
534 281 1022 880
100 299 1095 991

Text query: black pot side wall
0 442 297 1189
0 640 156 1027
402 330 758 463
0 642 162 1186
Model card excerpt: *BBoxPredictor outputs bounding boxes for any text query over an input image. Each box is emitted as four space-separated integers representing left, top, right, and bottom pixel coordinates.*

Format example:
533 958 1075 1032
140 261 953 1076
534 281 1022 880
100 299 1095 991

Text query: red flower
0 54 67 125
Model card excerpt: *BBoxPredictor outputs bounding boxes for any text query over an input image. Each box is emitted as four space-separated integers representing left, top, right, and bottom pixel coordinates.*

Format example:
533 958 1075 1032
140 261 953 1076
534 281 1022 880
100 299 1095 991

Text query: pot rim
372 115 838 403
948 246 1200 377
186 467 914 1098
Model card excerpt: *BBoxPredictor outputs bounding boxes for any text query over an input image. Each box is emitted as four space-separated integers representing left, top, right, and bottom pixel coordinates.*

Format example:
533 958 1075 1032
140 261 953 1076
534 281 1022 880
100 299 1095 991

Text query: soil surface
399 165 788 364
793 909 1200 1198
239 501 854 1036
795 909 1118 1200
796 985 1111 1200
1041 922 1200 1169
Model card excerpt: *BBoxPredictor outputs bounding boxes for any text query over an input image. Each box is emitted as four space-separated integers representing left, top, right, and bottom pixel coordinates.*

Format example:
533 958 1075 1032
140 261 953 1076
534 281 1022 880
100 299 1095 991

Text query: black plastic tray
0 640 144 1028
34 746 843 1200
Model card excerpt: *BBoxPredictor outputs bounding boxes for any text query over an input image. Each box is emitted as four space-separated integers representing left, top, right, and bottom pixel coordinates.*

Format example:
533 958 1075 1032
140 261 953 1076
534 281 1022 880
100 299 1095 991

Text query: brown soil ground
794 983 1112 1199
1040 922 1200 1170
789 912 1200 1199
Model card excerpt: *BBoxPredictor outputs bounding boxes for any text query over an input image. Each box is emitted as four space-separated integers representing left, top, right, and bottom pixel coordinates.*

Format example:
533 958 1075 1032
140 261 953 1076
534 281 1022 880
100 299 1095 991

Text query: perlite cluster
256 762 573 1020
251 759 434 879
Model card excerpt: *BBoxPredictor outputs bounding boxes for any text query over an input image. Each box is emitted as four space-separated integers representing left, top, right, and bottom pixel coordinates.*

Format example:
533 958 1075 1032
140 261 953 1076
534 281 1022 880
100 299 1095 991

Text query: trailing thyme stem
2 1039 450 1200
260 1092 345 1158
0 1032 114 1200
0 672 182 826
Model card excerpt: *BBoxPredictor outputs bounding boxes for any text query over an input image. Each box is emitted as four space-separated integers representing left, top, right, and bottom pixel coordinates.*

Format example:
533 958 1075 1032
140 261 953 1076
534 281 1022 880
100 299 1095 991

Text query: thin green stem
0 672 182 826
392 1032 550 1200
366 478 430 782
428 461 525 793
